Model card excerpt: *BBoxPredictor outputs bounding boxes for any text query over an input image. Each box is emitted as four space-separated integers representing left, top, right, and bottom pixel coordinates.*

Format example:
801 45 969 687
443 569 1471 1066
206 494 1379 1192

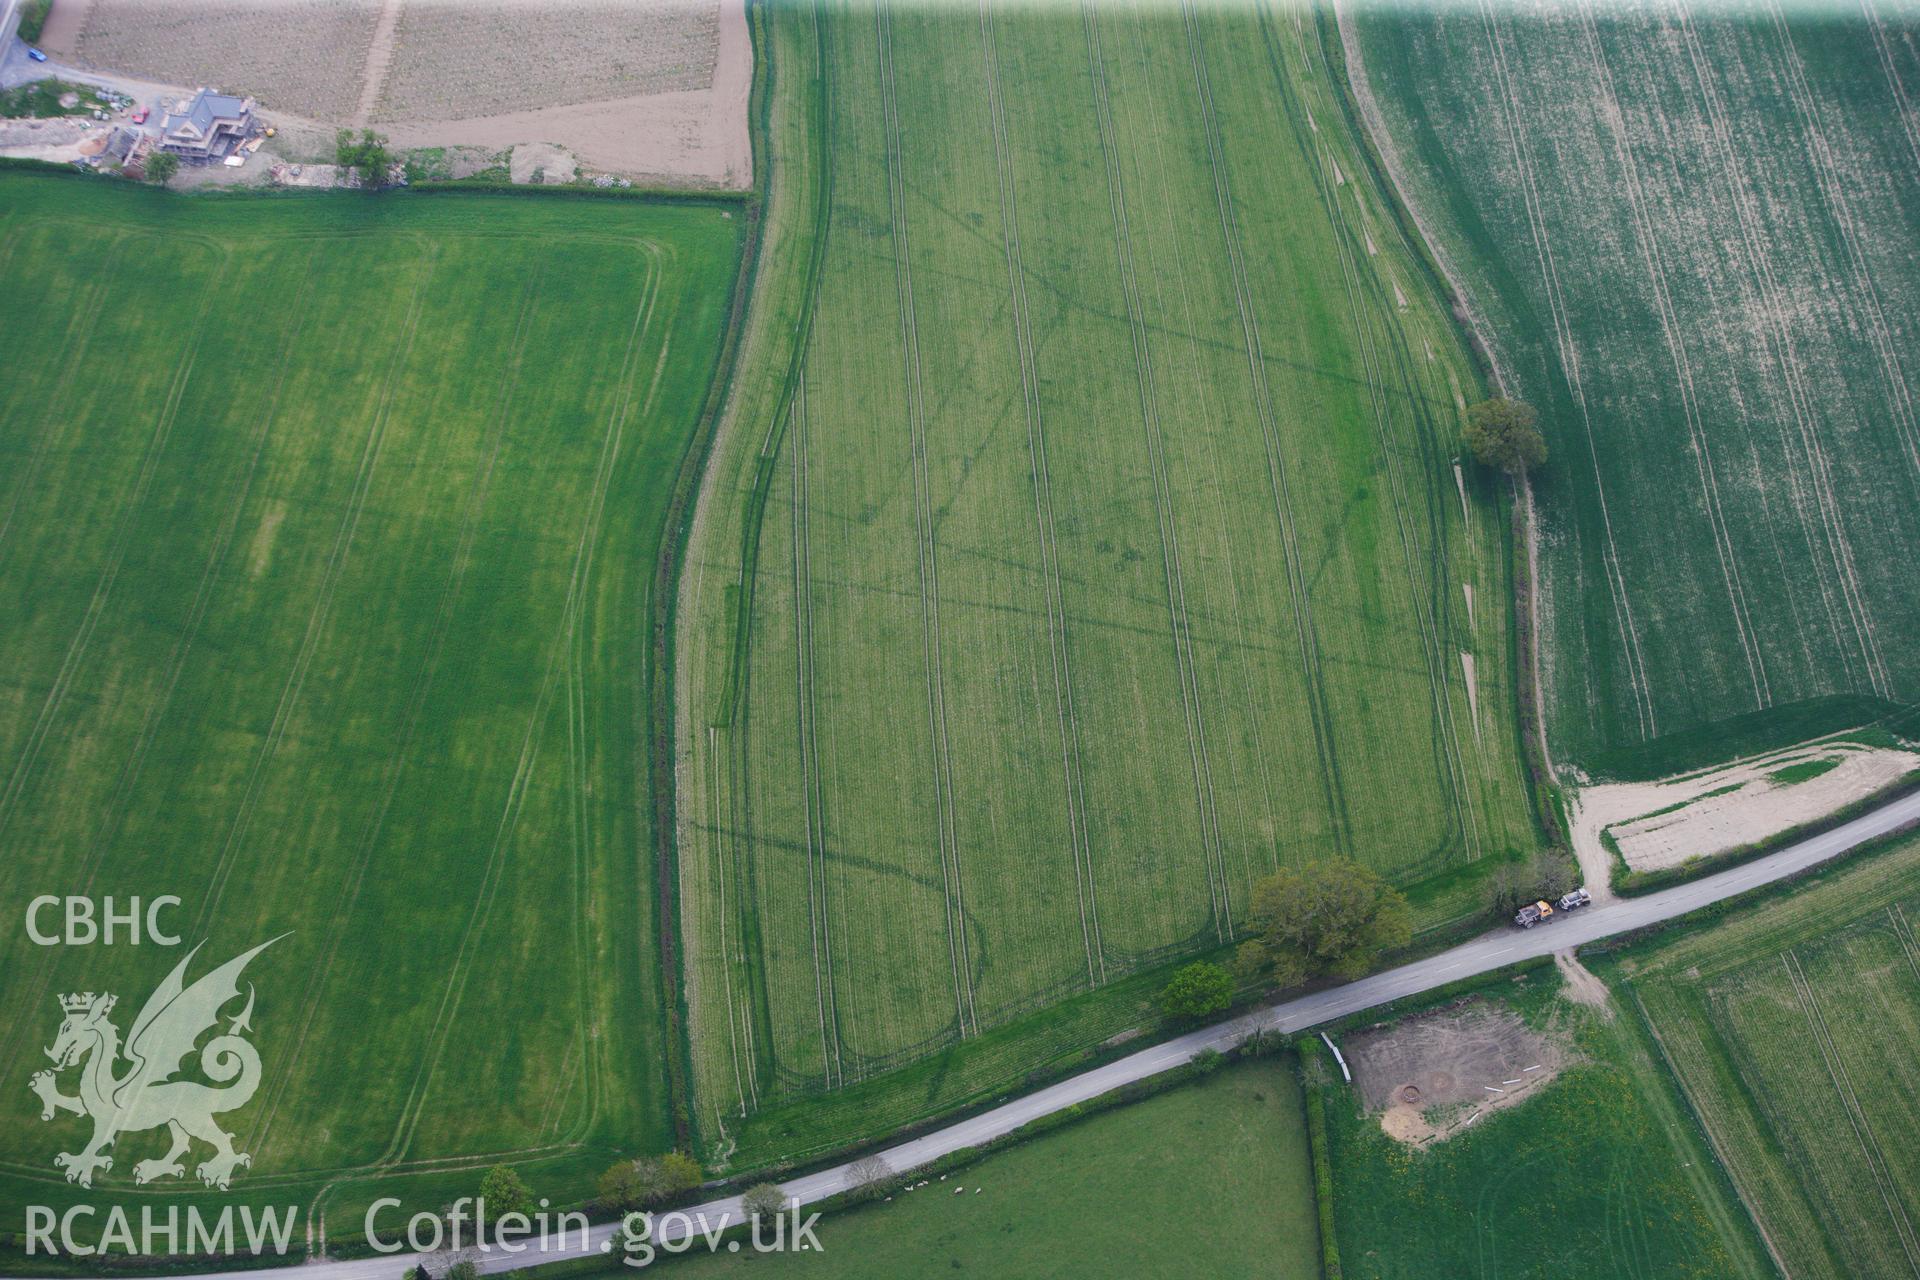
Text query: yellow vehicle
1514 900 1556 929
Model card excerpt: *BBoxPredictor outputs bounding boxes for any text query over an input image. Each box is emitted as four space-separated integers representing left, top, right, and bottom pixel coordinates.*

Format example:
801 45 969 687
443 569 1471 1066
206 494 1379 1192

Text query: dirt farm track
38 0 752 186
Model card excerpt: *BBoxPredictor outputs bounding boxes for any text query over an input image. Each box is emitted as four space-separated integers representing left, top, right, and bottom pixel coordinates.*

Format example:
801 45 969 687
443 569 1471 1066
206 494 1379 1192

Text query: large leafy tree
1464 397 1547 477
1239 858 1412 987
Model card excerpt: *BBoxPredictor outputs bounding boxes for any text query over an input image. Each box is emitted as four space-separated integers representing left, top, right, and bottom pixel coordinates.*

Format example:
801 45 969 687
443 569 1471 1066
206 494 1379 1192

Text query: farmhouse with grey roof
159 89 255 161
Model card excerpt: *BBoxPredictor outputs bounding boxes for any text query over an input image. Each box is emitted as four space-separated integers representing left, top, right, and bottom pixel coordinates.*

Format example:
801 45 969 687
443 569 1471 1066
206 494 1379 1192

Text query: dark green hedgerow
1296 1038 1343 1280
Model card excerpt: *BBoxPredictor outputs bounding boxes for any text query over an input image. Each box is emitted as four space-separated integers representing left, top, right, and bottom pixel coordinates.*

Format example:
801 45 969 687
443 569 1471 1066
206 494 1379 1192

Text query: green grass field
0 173 740 1225
1627 832 1920 1279
1321 975 1770 1280
611 1057 1319 1278
1347 4 1920 774
675 0 1537 1163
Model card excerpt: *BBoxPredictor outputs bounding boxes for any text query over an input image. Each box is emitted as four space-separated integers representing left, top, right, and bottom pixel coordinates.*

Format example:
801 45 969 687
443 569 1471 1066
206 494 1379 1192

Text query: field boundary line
1284 9 1481 864
987 0 1104 984
1625 981 1799 1280
878 0 978 1036
698 0 833 1128
710 722 754 1120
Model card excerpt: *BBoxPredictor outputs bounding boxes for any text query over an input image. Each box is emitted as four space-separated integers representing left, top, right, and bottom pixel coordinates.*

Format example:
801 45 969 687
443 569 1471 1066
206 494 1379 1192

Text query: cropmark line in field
1891 902 1920 984
984 0 1105 986
1574 0 1769 709
0 247 320 1093
710 0 838 1117
382 252 664 1165
1118 2 1288 879
0 233 128 554
1475 0 1657 738
878 0 978 1037
193 249 440 938
1766 0 1919 683
1280 8 1480 864
1770 0 1920 500
789 380 848 1087
0 248 231 848
1179 0 1350 853
1090 0 1233 938
247 260 551 1164
1672 0 1888 696
1862 0 1920 177
557 316 682 1148
1780 949 1920 1274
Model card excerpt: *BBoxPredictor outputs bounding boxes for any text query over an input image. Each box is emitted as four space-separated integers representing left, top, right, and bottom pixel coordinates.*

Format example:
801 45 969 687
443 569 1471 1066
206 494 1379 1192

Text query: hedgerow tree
1464 398 1547 477
845 1155 898 1203
1240 858 1412 987
478 1164 533 1219
657 1151 702 1197
1487 850 1576 919
741 1183 787 1221
144 151 178 184
337 127 393 187
1159 960 1233 1021
597 1160 648 1212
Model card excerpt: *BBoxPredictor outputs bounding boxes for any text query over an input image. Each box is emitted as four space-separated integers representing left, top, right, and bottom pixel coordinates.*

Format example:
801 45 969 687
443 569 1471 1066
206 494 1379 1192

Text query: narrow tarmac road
20 787 1920 1277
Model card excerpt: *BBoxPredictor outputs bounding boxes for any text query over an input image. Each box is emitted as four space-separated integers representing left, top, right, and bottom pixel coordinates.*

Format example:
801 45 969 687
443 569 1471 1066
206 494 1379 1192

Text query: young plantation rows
1348 1 1920 774
676 0 1535 1156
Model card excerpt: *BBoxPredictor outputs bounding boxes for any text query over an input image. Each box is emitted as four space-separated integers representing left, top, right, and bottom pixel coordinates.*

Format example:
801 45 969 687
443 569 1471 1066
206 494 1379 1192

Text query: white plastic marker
1320 1032 1352 1083
1484 1086 1504 1094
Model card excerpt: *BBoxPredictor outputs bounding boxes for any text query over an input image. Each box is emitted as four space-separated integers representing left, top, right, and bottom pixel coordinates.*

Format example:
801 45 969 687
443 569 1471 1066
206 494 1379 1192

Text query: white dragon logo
29 937 282 1190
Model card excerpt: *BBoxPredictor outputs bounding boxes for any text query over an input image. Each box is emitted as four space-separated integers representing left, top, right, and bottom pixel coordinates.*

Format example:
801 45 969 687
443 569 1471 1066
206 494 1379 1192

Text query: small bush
1159 961 1233 1021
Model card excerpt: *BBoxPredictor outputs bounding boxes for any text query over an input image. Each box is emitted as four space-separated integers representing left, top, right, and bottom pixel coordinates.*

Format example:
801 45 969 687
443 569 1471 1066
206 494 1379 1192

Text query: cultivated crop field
1348 2 1920 773
1321 975 1770 1280
0 175 739 1220
377 1 721 122
1628 832 1920 1279
677 1 1536 1159
69 0 381 120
